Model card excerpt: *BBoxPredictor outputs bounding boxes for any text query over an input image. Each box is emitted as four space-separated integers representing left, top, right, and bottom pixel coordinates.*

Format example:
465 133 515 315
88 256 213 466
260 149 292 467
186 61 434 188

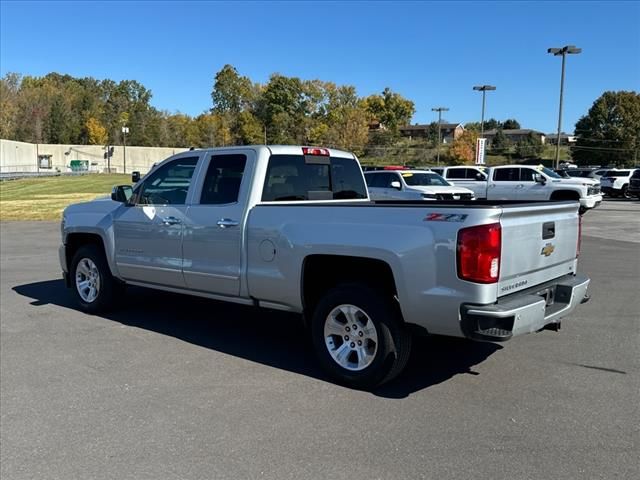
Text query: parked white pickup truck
60 146 591 389
432 165 602 213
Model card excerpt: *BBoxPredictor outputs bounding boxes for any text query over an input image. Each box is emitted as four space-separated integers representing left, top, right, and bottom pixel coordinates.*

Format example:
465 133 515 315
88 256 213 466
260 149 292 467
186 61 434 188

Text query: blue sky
1 0 639 133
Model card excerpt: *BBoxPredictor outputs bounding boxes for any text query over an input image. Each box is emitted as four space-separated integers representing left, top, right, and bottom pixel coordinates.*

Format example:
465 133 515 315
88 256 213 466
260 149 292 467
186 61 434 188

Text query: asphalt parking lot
1 199 638 480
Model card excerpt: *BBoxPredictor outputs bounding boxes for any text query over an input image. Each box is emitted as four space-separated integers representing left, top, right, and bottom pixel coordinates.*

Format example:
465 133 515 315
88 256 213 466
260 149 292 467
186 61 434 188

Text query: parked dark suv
628 169 640 199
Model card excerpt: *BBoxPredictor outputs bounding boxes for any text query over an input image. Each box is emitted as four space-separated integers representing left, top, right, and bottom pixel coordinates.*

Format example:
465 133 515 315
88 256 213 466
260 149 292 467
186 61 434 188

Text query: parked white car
364 169 475 201
600 169 638 198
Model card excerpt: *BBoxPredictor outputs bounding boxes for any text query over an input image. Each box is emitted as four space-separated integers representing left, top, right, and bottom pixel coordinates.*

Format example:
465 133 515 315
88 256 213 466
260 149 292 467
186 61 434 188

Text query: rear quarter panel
246 204 502 337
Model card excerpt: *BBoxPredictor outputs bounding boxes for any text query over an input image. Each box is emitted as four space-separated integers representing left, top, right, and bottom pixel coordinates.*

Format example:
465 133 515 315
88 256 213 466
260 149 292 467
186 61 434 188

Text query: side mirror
111 185 133 203
476 172 486 181
131 171 141 183
534 173 546 184
390 181 402 190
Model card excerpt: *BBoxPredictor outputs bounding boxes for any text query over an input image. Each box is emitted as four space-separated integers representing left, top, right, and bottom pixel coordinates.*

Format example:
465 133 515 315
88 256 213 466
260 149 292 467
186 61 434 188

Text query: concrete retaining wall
0 139 189 174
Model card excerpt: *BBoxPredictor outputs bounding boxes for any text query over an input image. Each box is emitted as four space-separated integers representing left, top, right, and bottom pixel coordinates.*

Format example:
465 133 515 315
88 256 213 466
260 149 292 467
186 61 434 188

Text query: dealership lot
1 200 638 480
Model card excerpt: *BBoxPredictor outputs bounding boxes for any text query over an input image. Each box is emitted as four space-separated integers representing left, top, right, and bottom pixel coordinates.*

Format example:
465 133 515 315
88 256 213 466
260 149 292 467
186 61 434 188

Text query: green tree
573 91 640 166
515 132 544 158
502 119 521 130
491 127 510 151
482 118 501 131
211 64 255 115
0 73 21 140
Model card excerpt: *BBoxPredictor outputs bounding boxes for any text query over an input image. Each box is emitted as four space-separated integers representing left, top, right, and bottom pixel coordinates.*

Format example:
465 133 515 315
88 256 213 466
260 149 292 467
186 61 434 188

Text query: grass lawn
0 174 130 221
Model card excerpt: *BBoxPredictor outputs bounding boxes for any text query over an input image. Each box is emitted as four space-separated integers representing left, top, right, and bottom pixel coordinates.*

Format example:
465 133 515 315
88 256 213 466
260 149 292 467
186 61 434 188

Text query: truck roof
188 145 356 159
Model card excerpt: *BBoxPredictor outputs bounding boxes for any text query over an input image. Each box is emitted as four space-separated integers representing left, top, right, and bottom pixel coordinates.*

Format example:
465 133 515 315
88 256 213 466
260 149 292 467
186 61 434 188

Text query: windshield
567 170 594 177
604 170 631 177
401 172 449 186
539 167 562 179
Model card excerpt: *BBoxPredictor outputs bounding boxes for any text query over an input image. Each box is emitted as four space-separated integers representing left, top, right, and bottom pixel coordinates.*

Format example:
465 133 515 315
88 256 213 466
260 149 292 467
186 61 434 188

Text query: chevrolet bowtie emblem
540 243 555 257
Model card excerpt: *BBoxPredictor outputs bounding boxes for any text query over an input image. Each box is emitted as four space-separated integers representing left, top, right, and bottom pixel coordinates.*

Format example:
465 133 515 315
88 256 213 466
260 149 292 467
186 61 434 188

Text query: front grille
436 193 474 201
587 186 601 195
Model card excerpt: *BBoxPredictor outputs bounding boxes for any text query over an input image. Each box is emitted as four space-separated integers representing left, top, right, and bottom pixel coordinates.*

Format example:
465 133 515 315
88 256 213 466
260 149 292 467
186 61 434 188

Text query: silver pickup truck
60 145 590 389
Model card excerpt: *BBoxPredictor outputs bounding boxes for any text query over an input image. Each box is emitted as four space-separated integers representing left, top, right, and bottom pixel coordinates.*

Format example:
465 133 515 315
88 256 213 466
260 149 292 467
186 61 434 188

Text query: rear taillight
577 215 582 258
457 223 502 284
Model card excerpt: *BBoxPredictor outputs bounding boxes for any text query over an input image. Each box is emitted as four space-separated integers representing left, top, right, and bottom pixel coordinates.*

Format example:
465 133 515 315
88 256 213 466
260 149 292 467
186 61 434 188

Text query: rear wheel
311 284 411 389
70 245 123 313
622 185 632 199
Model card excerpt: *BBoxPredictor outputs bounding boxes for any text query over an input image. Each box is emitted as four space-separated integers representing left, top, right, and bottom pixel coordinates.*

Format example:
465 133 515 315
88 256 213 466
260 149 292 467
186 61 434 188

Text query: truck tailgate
498 202 579 297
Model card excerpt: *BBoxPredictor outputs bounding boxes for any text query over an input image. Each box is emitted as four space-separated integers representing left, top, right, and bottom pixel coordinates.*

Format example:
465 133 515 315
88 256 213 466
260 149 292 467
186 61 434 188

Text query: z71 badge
424 213 468 222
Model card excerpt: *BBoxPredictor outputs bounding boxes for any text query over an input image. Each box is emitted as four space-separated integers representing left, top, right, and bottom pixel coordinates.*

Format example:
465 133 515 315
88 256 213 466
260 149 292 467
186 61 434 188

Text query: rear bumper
460 274 590 342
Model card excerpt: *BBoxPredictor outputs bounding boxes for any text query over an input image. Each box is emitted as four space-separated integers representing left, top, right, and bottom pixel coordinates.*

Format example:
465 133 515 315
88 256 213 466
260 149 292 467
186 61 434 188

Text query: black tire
310 284 411 389
70 244 124 313
622 185 632 199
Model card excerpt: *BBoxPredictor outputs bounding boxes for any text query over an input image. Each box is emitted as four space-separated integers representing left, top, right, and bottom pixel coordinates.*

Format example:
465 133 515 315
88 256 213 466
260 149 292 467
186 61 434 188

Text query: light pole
472 85 496 138
121 126 129 173
431 107 449 166
548 45 581 169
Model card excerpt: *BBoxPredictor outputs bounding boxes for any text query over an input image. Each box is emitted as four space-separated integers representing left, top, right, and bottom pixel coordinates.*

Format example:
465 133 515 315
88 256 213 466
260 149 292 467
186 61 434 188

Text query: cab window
200 154 246 205
135 157 199 205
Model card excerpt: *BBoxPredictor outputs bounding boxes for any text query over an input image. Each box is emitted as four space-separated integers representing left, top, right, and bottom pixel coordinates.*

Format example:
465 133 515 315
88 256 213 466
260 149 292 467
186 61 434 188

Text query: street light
431 107 449 166
121 126 129 173
548 45 581 169
472 85 496 138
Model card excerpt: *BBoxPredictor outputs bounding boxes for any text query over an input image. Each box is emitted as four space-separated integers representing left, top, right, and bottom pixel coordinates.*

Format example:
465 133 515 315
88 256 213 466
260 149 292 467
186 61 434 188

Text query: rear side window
200 154 246 204
493 168 519 181
604 170 631 177
365 172 395 188
262 155 367 201
446 169 467 179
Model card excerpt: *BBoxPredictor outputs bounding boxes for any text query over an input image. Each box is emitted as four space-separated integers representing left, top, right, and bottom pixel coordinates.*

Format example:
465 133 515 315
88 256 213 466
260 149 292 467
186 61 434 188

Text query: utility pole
122 126 129 174
548 45 581 169
431 107 449 166
473 85 496 138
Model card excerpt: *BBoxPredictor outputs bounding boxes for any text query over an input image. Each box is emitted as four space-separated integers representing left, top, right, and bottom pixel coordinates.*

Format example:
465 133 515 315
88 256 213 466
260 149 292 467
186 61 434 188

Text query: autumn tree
363 87 415 133
85 117 108 145
445 130 479 165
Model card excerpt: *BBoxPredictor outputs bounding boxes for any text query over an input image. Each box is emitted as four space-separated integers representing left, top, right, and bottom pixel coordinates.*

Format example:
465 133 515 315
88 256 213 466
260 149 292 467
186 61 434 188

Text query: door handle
162 216 181 226
217 218 239 229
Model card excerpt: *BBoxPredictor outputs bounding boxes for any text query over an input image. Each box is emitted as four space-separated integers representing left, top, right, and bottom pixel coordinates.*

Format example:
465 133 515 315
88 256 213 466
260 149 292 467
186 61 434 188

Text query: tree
515 132 544 158
0 73 21 140
362 87 415 133
446 130 479 165
502 119 521 130
491 127 510 151
573 91 640 166
85 117 108 145
211 64 255 115
482 118 501 131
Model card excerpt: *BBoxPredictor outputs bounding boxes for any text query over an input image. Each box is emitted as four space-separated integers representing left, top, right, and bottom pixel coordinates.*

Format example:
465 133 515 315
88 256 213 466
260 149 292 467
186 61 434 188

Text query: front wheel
311 284 411 389
70 245 123 313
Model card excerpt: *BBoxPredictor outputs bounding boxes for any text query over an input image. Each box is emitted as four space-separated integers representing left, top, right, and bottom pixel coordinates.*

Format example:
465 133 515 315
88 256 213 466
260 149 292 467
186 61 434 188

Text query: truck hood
553 177 598 186
63 196 121 216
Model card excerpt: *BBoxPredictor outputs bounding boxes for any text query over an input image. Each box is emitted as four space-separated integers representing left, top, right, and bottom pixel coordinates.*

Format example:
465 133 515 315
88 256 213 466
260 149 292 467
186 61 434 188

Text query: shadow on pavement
13 279 502 398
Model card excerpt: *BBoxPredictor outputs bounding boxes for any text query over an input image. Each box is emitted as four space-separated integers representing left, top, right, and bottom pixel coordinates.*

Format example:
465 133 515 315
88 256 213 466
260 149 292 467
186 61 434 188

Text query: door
113 155 200 287
181 151 252 297
517 168 550 200
445 168 487 198
366 172 395 200
487 167 520 200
